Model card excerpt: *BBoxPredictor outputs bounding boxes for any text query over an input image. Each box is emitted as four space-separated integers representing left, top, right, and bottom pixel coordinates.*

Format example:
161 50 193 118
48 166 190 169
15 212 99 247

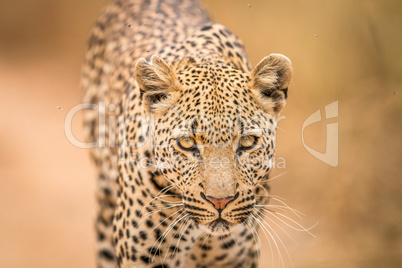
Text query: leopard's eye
177 136 196 151
239 135 258 150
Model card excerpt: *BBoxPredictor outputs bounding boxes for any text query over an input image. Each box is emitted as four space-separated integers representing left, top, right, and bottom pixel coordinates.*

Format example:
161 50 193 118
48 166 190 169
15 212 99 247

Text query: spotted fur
81 0 292 267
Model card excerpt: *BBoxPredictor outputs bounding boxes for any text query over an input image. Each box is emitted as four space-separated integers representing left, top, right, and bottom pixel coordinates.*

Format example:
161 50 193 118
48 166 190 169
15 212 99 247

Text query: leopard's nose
204 195 234 210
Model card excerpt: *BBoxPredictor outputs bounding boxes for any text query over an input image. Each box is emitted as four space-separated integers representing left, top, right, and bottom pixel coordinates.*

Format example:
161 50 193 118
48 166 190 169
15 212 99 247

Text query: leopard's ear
135 56 181 113
250 54 293 115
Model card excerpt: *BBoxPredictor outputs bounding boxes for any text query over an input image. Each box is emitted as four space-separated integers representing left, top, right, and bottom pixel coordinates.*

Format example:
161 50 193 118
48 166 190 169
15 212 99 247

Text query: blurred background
0 0 401 267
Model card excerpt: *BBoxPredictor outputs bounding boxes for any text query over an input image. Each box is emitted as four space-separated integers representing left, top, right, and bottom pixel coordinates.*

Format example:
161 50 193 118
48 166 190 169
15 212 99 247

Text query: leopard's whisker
259 171 289 183
255 204 304 219
149 210 187 262
138 204 183 226
243 218 263 265
261 196 305 219
259 206 297 217
261 208 317 237
250 212 275 267
255 209 293 267
150 184 176 199
141 194 182 213
259 210 298 245
161 215 189 263
149 202 183 207
149 194 182 202
147 201 183 209
145 207 184 238
152 213 188 263
251 210 285 268
169 217 192 261
269 195 288 201
142 184 178 212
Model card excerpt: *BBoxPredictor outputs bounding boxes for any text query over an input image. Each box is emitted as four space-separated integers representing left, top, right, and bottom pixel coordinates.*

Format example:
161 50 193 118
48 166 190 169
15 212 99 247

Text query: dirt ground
0 0 401 267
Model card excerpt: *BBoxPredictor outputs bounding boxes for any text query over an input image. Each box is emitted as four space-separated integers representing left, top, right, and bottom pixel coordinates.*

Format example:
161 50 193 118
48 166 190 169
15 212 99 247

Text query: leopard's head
135 55 292 235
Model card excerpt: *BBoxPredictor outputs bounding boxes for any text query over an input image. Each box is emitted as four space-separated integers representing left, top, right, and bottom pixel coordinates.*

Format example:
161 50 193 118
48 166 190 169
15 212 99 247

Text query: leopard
81 0 293 267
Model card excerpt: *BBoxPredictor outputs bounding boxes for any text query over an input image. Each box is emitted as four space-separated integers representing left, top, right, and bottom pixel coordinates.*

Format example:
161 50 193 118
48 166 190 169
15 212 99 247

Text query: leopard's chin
200 218 235 235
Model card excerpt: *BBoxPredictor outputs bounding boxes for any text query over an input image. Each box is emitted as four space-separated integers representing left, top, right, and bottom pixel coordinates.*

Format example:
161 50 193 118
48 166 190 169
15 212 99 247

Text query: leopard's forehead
170 62 273 145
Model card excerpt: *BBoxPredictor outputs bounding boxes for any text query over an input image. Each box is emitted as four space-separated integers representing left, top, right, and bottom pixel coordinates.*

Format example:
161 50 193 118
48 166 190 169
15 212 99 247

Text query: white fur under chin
200 220 244 236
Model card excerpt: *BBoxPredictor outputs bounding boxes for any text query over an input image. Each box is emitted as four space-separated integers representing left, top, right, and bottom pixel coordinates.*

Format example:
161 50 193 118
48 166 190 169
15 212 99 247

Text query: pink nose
205 195 234 210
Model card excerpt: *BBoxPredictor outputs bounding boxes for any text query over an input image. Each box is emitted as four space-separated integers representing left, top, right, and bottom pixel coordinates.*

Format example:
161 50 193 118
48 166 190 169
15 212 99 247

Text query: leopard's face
135 55 292 235
150 64 277 235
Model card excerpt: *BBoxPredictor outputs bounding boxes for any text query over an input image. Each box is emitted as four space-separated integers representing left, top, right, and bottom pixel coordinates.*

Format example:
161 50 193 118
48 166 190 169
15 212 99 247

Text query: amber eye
239 135 258 150
177 136 196 151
